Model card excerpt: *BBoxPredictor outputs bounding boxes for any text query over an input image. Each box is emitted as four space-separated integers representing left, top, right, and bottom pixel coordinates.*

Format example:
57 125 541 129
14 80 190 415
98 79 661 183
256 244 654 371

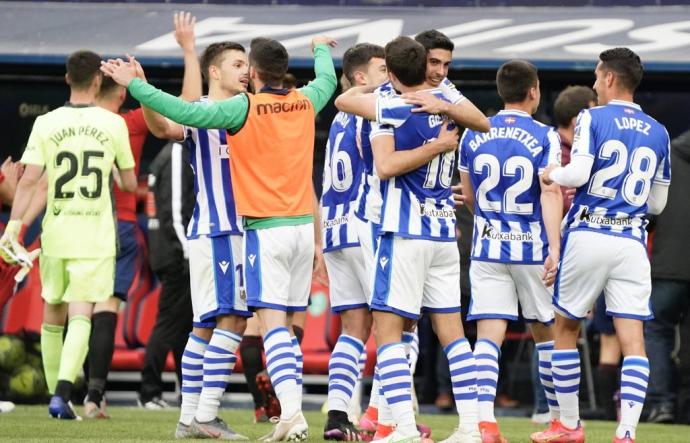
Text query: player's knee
216 315 247 335
341 309 372 341
192 326 213 341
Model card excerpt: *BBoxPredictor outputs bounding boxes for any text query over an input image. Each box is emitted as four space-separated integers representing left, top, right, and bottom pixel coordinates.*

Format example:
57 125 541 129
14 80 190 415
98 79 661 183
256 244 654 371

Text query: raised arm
101 60 248 131
176 11 202 102
372 121 459 180
299 37 338 114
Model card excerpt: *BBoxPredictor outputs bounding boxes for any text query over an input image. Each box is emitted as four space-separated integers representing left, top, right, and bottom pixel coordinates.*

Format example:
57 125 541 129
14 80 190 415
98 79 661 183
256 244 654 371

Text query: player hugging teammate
0 14 670 443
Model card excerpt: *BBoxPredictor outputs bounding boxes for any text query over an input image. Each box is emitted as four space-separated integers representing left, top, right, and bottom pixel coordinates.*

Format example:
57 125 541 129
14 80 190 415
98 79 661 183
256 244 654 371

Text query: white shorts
354 216 382 300
325 247 369 312
370 233 461 319
244 224 314 312
468 261 554 324
188 234 250 328
554 230 652 321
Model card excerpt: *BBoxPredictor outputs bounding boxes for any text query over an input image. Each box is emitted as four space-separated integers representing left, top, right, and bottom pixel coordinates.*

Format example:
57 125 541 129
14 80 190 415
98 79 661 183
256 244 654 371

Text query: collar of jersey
498 109 530 117
64 102 95 108
259 85 290 95
608 99 641 110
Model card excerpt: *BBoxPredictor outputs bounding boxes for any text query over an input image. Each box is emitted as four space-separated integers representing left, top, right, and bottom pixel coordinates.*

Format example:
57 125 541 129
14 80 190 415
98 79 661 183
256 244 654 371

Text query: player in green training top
0 50 137 420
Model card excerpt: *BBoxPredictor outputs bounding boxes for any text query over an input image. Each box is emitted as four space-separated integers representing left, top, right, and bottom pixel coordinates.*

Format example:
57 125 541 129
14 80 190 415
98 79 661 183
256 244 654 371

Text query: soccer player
336 36 481 443
407 30 489 133
321 43 388 441
102 35 337 442
344 31 490 440
0 50 136 419
127 41 252 438
77 12 202 418
533 48 671 443
457 60 562 442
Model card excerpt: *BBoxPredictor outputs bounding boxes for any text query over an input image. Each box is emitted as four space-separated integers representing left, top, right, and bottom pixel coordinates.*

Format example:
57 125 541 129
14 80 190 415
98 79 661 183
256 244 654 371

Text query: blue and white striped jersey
353 81 395 226
372 89 457 241
185 98 243 238
564 100 671 245
459 110 561 264
354 78 465 226
321 111 363 252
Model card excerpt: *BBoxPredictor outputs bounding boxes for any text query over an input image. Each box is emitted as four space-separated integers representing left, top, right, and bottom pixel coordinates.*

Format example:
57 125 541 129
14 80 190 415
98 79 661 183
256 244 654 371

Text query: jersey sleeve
113 117 136 170
375 96 412 128
440 78 466 105
653 128 672 185
128 78 249 131
539 128 562 173
458 129 470 172
571 109 596 159
369 121 394 141
298 44 337 114
122 107 148 136
20 116 46 167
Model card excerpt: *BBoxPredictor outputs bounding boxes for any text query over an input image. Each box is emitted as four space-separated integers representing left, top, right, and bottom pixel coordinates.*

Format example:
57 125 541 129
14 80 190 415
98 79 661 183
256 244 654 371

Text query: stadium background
1 0 690 420
2 0 690 195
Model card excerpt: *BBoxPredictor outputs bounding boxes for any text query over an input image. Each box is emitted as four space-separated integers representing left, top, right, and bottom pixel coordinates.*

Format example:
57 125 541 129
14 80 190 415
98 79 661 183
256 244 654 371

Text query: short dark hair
496 60 539 104
97 75 123 98
553 86 597 128
384 37 426 88
283 73 298 90
599 47 643 92
200 41 245 81
414 30 454 53
249 38 289 87
66 50 102 90
342 43 385 85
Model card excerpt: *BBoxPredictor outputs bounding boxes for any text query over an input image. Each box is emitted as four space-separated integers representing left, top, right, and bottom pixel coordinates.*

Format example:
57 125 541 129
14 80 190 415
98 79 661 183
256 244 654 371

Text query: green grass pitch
1 406 689 442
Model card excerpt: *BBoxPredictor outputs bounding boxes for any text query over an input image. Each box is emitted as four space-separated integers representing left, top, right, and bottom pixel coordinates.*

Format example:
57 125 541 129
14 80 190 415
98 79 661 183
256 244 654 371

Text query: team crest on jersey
379 256 389 270
218 260 230 274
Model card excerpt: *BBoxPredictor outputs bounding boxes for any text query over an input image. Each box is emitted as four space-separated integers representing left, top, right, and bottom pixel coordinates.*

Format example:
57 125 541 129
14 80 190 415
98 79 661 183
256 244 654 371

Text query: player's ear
353 70 365 86
249 65 257 80
606 70 615 88
64 73 71 86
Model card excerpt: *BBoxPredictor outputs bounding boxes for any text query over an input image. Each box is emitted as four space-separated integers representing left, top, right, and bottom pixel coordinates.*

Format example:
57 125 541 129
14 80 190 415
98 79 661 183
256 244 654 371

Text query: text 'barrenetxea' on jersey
459 110 561 264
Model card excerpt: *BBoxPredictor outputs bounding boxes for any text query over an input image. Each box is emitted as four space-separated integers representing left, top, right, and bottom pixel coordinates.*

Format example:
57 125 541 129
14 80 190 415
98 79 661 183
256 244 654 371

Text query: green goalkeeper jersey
21 104 134 258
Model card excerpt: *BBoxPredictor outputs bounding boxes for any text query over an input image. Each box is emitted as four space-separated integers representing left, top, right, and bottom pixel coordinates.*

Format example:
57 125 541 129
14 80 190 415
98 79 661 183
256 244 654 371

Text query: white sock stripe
180 334 208 425
213 328 242 343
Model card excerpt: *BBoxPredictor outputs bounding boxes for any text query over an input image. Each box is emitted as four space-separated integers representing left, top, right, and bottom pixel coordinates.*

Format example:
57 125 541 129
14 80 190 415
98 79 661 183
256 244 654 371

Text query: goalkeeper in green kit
0 50 137 419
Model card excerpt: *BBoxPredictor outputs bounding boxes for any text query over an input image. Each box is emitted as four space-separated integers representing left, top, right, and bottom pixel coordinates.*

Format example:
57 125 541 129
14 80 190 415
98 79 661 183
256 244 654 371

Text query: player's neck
69 89 96 106
558 126 574 147
397 81 435 94
603 91 635 105
503 103 533 115
95 98 120 114
208 86 234 101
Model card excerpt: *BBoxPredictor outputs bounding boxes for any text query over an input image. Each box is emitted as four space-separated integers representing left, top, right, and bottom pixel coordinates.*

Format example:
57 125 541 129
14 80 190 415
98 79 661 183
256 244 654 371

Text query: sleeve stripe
171 142 189 259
